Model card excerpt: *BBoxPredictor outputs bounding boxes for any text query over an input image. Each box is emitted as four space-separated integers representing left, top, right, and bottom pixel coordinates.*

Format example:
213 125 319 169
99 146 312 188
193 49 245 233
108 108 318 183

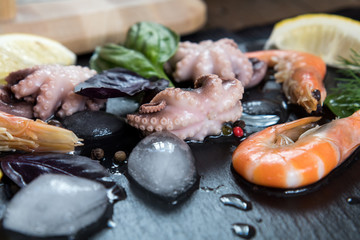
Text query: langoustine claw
0 110 82 152
5 65 105 120
127 74 244 141
232 109 360 188
245 50 327 113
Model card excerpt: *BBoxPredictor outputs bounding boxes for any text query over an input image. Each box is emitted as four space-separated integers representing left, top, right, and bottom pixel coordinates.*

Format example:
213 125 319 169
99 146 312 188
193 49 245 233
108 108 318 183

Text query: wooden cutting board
0 0 206 54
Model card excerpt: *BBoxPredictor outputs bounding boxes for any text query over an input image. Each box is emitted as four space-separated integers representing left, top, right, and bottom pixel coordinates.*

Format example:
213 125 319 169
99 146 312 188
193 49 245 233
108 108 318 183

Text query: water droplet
107 219 116 228
346 197 360 205
200 185 224 192
220 194 252 211
232 223 256 239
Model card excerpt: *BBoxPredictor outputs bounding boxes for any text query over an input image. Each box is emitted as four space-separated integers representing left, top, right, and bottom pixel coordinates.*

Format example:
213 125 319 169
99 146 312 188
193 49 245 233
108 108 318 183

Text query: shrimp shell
0 111 82 153
245 50 326 113
232 110 360 188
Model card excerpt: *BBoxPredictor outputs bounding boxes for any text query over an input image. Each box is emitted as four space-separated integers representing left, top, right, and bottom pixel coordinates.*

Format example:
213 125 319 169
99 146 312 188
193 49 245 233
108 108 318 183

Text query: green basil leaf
89 22 178 87
90 46 119 72
125 21 179 65
91 43 168 80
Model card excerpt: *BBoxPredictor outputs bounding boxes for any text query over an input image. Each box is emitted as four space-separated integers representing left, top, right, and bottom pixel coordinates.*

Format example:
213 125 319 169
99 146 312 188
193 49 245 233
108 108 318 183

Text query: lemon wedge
264 14 360 67
0 33 76 84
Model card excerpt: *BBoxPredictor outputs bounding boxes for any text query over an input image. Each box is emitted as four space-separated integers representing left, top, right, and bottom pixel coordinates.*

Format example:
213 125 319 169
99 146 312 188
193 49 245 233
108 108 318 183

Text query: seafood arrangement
0 18 359 240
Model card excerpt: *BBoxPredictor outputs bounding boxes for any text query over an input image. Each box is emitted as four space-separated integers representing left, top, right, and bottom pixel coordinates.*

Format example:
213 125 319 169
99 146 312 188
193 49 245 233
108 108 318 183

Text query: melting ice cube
3 174 109 237
128 131 198 201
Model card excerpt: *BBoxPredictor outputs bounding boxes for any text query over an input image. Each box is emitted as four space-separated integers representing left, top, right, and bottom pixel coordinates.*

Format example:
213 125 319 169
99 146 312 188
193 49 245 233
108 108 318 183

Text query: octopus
0 86 33 119
127 74 244 141
4 64 105 120
169 38 267 88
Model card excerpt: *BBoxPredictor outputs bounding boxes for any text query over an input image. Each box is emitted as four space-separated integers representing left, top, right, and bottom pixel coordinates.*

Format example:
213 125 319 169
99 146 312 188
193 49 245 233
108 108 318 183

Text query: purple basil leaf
0 153 126 200
75 67 169 99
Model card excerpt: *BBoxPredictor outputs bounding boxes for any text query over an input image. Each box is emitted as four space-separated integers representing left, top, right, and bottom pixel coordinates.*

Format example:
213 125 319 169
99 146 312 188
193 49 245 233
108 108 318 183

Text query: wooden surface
203 0 360 30
0 0 206 54
0 0 16 21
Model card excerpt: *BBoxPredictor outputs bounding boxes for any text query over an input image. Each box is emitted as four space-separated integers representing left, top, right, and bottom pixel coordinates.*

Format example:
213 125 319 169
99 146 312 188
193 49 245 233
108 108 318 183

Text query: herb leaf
90 44 168 80
0 153 124 195
90 22 179 87
125 21 179 65
325 50 360 118
75 67 169 98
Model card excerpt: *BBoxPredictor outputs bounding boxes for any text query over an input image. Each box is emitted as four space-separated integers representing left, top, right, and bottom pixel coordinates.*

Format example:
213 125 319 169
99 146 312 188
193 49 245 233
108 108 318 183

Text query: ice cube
3 174 109 237
128 131 198 201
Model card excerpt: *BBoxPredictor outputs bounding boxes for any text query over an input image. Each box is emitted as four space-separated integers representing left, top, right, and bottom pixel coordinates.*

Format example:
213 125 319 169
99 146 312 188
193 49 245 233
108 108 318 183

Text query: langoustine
0 110 82 152
245 50 327 113
232 109 360 189
127 74 244 141
4 64 105 120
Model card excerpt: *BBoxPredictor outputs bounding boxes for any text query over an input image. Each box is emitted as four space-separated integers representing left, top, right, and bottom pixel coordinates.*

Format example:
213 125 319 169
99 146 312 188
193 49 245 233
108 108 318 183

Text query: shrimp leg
232 109 360 188
246 50 327 113
0 111 82 153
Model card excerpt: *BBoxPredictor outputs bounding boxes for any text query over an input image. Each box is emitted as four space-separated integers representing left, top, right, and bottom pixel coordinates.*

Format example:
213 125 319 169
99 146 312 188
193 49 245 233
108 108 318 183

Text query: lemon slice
0 33 76 83
264 14 360 67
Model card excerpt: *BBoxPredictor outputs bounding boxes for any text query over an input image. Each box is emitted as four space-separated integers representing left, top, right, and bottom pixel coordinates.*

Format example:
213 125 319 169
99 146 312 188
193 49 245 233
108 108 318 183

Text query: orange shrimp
232 109 360 189
0 111 82 153
245 50 326 113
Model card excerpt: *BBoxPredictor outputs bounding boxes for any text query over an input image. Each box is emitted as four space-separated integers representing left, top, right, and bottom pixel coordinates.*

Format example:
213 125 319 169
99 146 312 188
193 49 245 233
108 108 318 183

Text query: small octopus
127 74 244 141
169 38 267 88
4 65 105 120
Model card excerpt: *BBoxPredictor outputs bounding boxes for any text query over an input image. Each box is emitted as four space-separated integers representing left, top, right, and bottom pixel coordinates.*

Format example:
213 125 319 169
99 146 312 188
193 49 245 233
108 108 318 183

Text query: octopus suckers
150 117 157 125
126 74 245 141
26 80 33 87
45 91 52 99
4 65 101 120
134 116 141 123
160 118 168 125
174 118 181 125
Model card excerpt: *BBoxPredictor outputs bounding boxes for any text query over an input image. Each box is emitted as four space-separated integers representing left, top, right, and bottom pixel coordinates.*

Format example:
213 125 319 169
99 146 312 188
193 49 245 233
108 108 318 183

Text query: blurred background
203 0 360 30
1 0 360 54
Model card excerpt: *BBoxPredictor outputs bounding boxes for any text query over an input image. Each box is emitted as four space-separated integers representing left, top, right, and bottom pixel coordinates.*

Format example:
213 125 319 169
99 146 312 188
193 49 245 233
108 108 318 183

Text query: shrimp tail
232 109 360 189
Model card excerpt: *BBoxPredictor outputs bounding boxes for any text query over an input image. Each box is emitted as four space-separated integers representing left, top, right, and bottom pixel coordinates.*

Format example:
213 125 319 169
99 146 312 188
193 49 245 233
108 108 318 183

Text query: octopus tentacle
127 74 244 141
139 100 166 114
5 64 104 120
170 38 253 87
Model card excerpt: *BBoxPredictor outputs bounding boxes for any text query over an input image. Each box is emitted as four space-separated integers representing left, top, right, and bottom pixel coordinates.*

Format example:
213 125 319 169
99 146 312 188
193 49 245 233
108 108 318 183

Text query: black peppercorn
233 120 246 129
91 148 104 160
114 151 127 163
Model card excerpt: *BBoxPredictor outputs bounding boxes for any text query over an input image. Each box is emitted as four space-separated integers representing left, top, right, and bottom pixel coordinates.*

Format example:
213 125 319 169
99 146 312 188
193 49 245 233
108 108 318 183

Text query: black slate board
86 13 360 238
90 34 360 240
